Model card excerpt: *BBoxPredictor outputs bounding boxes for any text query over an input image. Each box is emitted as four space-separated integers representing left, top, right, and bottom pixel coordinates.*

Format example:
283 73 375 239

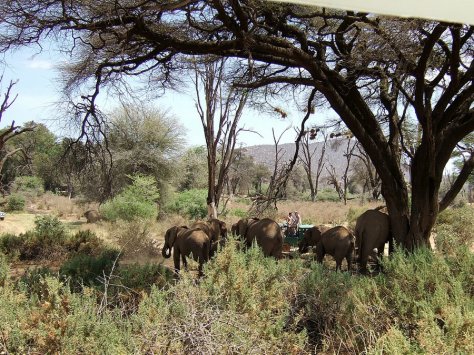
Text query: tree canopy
0 1 473 249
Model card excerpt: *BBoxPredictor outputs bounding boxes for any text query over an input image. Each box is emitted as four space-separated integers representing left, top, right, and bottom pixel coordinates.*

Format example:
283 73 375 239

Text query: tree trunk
207 201 217 219
406 143 441 250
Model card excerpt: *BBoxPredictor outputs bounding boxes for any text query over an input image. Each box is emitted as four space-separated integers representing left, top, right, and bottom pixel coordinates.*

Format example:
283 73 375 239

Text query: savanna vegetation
0 193 473 353
0 1 474 353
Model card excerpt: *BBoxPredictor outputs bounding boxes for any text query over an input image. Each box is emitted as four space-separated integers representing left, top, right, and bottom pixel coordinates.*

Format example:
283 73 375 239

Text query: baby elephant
299 225 354 271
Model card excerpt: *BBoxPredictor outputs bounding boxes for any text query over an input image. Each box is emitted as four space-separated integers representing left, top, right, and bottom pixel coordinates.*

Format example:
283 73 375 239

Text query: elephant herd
298 208 392 273
161 209 392 276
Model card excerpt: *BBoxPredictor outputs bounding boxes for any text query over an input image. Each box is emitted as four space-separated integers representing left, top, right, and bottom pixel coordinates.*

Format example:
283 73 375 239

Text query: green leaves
100 174 159 222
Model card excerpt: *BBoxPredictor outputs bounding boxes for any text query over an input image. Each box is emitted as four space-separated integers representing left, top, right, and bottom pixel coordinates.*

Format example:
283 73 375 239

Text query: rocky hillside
243 137 360 180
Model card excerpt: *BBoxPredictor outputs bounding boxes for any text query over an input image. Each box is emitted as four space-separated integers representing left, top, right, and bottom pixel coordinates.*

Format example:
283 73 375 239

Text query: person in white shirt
294 211 302 231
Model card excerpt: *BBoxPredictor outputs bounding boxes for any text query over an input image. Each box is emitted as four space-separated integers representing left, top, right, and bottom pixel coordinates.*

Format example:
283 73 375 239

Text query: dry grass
276 199 380 226
221 197 381 228
0 213 36 235
33 192 98 218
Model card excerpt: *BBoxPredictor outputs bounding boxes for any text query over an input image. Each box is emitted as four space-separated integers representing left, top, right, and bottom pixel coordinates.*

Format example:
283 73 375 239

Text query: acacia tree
193 58 247 218
1 2 473 250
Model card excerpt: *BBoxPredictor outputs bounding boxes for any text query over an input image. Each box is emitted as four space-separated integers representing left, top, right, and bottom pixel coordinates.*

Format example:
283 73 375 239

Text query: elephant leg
182 254 188 270
316 246 325 264
359 251 369 274
198 255 205 277
346 252 353 272
173 249 181 274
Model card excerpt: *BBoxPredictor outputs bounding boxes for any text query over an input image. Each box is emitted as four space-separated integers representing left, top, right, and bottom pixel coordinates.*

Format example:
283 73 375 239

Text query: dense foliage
100 175 160 222
164 188 208 219
0 207 473 353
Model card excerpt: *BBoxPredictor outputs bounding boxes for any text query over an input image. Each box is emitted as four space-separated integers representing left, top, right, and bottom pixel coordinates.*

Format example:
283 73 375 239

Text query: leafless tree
193 57 247 218
0 78 34 181
351 143 382 201
300 128 328 201
250 127 290 216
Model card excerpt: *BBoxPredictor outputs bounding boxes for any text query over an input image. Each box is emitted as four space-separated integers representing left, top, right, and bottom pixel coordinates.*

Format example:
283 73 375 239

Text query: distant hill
242 137 359 180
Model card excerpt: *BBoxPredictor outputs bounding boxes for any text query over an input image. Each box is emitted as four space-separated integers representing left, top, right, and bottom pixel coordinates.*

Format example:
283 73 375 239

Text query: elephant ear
168 226 180 247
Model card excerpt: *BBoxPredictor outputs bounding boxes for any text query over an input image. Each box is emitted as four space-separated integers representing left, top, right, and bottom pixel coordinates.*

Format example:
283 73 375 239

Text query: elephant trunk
162 244 171 258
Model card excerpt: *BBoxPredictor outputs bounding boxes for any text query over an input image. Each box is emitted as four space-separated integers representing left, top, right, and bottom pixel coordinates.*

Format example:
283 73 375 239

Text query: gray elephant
299 225 354 271
231 218 283 258
354 209 392 273
161 226 210 276
83 210 101 223
191 218 228 257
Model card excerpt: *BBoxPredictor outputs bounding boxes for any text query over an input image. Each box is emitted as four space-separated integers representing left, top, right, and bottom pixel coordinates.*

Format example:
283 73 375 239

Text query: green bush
293 246 474 354
435 206 474 254
117 263 173 291
0 252 8 286
6 194 25 212
100 175 159 222
1 275 133 354
16 267 54 298
66 230 104 256
165 188 207 219
0 216 69 261
0 233 24 259
316 188 341 202
230 207 248 218
135 238 308 353
111 219 159 258
59 248 121 291
11 176 44 196
34 215 67 243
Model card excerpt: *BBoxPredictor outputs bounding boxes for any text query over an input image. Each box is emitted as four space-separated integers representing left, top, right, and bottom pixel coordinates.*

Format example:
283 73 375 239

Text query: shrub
0 233 24 259
165 188 207 219
135 238 308 353
110 219 159 258
100 175 159 222
0 252 8 286
66 230 105 256
16 267 55 298
294 247 474 354
2 275 133 354
435 206 474 254
230 208 248 218
59 248 121 291
11 176 44 196
316 188 341 202
34 215 67 245
6 194 25 212
117 263 173 291
1 216 69 261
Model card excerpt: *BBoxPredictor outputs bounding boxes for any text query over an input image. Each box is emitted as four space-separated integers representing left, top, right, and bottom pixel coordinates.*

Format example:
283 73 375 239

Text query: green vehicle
280 223 313 248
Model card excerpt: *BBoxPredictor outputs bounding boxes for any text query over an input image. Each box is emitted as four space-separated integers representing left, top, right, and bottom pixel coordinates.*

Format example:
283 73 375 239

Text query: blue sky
1 47 328 148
